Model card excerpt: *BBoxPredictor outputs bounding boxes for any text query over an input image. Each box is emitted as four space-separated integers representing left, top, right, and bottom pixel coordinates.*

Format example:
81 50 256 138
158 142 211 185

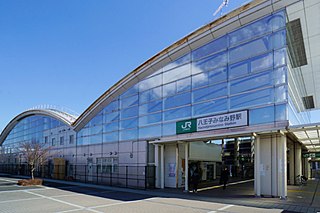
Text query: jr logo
176 119 196 134
181 121 192 129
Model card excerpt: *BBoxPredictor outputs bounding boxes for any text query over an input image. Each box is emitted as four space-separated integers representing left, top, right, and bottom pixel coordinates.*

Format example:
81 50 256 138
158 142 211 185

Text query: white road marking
55 208 84 213
0 178 18 183
57 198 158 213
0 188 47 193
0 197 42 204
57 186 79 190
51 194 81 198
218 204 234 211
198 179 254 192
25 191 103 213
207 204 234 213
88 197 158 210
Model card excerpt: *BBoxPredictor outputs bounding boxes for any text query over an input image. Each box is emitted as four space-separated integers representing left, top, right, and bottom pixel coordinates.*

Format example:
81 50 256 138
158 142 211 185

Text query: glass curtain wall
78 11 288 147
1 116 74 164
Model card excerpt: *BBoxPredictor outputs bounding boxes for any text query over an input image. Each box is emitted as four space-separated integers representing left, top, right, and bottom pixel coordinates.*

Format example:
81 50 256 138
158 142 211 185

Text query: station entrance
153 132 291 198
153 135 255 192
185 137 255 190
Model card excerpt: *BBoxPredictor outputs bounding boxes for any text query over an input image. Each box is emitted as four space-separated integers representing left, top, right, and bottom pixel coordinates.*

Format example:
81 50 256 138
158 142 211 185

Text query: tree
19 141 52 180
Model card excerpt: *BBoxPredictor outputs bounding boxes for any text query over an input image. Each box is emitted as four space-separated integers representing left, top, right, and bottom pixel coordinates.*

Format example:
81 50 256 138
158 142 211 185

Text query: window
164 106 191 121
119 129 138 141
139 124 161 139
97 157 119 174
89 115 103 126
120 118 138 130
52 138 56 146
164 92 191 109
192 83 227 103
192 35 227 61
104 111 119 123
121 106 138 119
69 135 74 145
163 53 190 71
193 51 227 74
229 36 272 63
139 100 162 115
60 136 64 145
230 70 273 95
103 121 119 133
162 122 176 136
139 113 162 126
104 100 119 114
139 87 162 104
103 132 119 142
163 64 191 84
139 74 162 92
192 98 227 116
230 88 274 109
249 105 275 125
163 77 191 97
44 136 48 144
121 94 138 109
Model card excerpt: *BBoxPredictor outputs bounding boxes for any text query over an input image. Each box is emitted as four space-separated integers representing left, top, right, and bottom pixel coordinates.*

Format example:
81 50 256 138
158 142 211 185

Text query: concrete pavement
0 174 319 213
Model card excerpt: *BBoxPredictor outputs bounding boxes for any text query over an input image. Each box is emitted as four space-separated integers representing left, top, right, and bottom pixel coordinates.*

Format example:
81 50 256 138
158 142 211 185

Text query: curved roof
73 0 278 131
0 109 76 145
1 0 298 138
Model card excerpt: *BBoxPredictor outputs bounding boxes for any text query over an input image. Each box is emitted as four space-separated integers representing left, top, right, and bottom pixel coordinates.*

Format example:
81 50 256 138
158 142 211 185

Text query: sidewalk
2 173 320 213
156 179 320 213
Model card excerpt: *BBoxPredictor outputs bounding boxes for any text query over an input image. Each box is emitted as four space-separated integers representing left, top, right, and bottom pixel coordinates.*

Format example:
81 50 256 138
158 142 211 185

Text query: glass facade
0 10 297 168
1 2 317 191
78 10 288 146
1 115 75 163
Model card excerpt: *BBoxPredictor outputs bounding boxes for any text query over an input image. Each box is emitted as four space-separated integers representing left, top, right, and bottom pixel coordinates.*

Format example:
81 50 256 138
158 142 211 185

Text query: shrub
17 179 43 186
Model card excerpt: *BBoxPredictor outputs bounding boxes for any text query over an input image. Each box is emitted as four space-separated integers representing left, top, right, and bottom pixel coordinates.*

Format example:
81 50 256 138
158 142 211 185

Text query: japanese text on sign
197 110 248 131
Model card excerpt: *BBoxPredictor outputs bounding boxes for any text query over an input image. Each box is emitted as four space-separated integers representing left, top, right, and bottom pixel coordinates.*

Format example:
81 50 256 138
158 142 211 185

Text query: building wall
77 10 288 167
286 0 312 126
1 9 291 173
0 115 76 164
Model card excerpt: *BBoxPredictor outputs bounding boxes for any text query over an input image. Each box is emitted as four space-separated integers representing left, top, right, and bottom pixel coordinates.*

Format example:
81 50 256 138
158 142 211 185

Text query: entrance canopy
288 123 320 152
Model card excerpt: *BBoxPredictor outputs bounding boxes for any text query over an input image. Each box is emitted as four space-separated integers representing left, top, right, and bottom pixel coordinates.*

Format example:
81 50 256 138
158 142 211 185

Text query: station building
1 0 320 198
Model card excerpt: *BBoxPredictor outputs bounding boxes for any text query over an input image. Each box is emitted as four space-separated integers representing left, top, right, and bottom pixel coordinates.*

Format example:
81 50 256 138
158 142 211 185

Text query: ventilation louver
286 19 308 68
302 96 315 109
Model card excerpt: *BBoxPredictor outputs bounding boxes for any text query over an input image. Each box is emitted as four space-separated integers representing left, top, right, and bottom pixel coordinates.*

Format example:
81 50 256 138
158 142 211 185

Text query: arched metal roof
1 0 302 136
0 109 76 145
73 0 276 131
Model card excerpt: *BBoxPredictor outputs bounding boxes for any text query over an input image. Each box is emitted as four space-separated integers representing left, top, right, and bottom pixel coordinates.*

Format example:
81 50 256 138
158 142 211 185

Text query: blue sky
0 0 319 131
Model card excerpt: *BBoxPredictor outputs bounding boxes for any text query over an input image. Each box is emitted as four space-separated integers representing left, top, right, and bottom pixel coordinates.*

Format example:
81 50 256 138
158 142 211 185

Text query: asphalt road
0 177 284 213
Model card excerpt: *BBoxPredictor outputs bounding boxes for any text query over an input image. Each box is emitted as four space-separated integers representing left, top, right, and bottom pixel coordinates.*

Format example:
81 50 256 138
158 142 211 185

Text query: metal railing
0 164 155 189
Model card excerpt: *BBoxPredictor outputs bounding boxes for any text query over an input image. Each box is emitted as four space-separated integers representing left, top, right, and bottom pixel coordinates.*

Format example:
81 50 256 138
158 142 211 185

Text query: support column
289 142 295 185
160 145 165 189
255 133 287 198
213 162 217 180
175 144 179 188
279 135 287 199
254 135 261 197
306 159 311 179
271 135 278 197
184 142 189 192
295 143 302 179
303 158 308 177
235 138 240 176
154 144 160 188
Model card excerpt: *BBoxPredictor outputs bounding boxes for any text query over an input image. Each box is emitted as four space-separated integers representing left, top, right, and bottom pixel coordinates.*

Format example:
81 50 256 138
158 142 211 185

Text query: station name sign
176 110 248 134
303 153 320 158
